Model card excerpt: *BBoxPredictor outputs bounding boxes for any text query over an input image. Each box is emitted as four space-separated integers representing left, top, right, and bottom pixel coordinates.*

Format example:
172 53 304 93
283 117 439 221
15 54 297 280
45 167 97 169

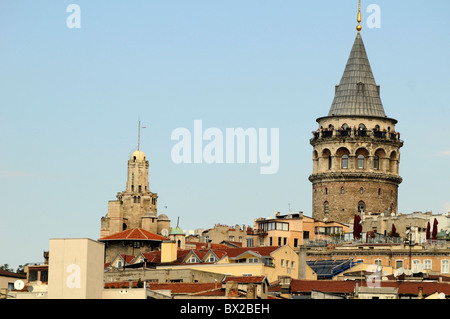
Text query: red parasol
432 218 439 240
353 214 362 240
391 224 396 237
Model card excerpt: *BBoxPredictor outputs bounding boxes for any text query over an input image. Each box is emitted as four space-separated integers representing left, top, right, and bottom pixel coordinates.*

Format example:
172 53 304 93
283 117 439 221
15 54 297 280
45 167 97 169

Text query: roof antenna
357 0 362 32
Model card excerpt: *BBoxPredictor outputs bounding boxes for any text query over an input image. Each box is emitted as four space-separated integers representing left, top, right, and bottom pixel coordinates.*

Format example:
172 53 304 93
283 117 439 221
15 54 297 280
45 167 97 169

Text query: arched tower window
358 155 365 169
358 201 366 214
373 155 380 170
342 155 349 169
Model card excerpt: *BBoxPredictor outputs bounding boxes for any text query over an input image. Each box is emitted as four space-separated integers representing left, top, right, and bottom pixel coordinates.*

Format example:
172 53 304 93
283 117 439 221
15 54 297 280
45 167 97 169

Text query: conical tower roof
328 32 386 118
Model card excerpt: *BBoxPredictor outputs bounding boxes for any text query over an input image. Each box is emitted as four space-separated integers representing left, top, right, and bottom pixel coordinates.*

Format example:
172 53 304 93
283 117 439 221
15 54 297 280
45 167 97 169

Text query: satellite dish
439 293 446 299
161 228 169 237
14 280 25 291
27 285 34 292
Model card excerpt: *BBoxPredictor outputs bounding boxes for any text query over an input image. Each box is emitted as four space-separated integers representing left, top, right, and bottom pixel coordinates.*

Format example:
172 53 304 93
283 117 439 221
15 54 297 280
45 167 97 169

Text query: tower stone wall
100 149 170 238
309 32 403 225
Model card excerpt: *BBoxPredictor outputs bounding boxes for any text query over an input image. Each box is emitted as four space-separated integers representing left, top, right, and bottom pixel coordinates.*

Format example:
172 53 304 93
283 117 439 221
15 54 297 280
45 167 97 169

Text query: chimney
161 240 177 263
207 239 212 249
298 245 307 280
226 281 238 298
246 284 256 299
418 287 424 299
280 276 292 295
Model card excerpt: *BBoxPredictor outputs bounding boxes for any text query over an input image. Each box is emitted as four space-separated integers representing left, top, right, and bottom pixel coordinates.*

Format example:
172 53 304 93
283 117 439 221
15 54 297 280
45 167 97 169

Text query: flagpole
138 119 141 151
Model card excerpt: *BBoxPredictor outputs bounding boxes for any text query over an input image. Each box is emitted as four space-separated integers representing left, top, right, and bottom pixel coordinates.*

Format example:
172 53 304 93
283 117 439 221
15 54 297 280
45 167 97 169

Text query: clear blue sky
1 1 449 270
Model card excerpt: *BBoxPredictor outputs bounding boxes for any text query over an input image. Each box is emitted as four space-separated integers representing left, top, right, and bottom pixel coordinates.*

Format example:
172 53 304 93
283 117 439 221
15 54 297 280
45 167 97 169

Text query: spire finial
357 0 362 32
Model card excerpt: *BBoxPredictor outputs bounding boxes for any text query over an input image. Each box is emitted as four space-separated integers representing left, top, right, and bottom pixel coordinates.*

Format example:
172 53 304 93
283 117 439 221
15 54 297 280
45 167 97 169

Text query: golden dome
131 150 146 161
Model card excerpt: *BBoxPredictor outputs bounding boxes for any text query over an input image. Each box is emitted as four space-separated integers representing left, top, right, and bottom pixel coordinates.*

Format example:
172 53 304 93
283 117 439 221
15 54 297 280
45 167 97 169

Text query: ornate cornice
309 171 403 185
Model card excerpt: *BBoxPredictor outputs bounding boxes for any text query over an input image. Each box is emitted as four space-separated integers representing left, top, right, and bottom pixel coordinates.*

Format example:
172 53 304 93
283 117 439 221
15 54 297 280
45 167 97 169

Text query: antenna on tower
137 119 141 150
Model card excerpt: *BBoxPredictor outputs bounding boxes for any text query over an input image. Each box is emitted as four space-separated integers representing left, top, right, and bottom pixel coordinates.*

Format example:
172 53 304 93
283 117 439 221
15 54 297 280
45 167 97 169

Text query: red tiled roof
120 254 136 264
0 269 26 279
223 276 266 284
99 228 167 241
189 242 230 250
270 279 450 296
222 246 282 258
148 282 223 294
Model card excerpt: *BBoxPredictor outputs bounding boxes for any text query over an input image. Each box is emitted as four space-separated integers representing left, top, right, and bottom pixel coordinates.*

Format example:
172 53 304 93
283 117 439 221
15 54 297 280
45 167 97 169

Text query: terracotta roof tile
99 228 167 241
148 282 223 294
270 279 450 296
223 276 266 284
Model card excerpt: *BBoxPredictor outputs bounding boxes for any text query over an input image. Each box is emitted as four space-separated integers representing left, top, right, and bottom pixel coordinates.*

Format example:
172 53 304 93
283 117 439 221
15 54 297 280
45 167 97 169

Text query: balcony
310 128 403 145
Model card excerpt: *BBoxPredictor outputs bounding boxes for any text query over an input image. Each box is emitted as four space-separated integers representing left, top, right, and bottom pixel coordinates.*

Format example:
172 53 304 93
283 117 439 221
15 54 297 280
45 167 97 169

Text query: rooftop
325 33 389 120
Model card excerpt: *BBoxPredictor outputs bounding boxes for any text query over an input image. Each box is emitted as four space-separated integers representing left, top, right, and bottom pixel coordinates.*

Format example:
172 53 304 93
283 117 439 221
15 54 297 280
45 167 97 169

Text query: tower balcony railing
311 129 402 144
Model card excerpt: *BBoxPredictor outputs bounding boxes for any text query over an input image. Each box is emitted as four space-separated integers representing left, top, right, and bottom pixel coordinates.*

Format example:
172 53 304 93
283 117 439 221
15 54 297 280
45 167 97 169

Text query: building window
412 260 421 273
342 155 349 169
324 202 330 214
325 188 328 195
396 260 403 269
358 201 366 214
358 155 365 169
374 155 379 170
278 237 282 246
424 259 432 270
378 188 381 196
328 155 332 170
441 260 449 274
294 238 299 248
269 237 273 246
360 187 364 194
341 187 345 194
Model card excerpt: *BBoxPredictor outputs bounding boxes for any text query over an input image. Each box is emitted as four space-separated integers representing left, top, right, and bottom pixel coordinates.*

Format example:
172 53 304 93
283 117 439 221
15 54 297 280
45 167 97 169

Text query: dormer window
357 81 365 93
